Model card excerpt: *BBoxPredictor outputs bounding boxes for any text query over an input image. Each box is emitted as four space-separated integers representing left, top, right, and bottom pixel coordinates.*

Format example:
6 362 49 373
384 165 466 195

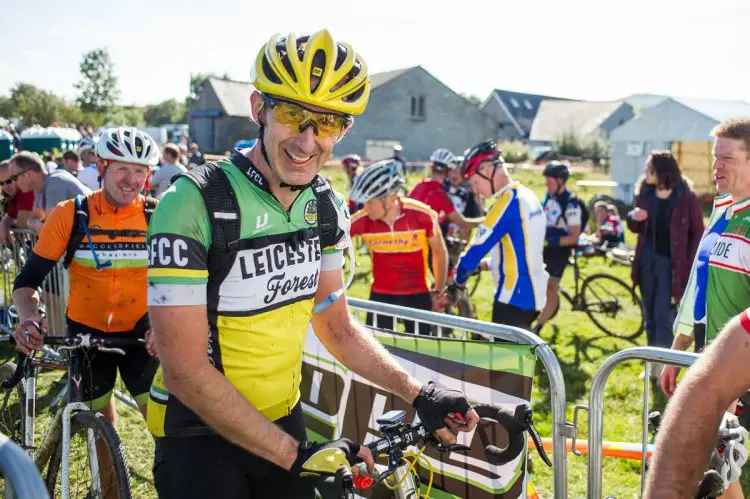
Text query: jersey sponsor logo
304 199 318 225
149 237 189 267
361 231 425 253
221 236 323 311
473 225 491 245
256 213 269 230
708 233 750 275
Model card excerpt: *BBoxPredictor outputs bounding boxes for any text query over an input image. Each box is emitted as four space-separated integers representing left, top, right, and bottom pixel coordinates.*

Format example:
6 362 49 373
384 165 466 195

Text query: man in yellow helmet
146 30 479 498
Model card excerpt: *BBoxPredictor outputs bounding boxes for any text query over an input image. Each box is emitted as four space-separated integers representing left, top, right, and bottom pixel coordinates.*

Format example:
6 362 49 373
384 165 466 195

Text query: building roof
530 100 628 142
624 93 668 113
610 97 750 142
674 97 750 123
208 78 253 117
370 67 416 90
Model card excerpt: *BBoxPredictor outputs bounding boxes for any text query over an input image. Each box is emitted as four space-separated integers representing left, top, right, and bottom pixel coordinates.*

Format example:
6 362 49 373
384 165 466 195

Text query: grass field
5 163 747 498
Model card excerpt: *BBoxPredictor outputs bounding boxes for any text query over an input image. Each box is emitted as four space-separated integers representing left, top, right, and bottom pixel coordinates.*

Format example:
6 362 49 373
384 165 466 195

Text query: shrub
498 140 529 163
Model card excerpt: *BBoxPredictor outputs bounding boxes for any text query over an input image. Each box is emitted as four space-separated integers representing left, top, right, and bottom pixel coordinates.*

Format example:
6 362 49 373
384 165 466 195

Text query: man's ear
250 91 265 125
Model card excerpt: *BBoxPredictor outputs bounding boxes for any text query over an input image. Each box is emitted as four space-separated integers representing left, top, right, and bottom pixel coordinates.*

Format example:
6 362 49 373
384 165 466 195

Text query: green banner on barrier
301 326 537 498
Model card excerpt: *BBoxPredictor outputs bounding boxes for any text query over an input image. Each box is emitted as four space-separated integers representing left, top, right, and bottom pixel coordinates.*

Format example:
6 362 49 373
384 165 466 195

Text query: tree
74 48 120 113
7 83 66 126
186 72 230 108
555 128 584 157
144 99 187 126
460 93 483 106
107 106 146 126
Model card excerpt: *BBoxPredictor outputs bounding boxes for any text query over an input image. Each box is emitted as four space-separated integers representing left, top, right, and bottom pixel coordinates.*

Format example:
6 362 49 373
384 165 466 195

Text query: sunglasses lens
269 100 347 138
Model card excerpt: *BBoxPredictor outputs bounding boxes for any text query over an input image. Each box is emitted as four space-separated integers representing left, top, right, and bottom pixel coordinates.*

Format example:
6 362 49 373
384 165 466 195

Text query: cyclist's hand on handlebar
413 381 479 445
292 438 375 476
14 316 46 355
479 258 490 271
660 365 680 398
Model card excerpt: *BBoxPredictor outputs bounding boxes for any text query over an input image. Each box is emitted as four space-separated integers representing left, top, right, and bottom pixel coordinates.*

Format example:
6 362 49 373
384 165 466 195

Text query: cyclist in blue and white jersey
450 140 548 330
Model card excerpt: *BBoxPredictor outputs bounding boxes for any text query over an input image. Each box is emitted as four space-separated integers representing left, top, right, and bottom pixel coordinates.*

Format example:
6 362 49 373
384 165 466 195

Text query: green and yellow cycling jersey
146 151 345 437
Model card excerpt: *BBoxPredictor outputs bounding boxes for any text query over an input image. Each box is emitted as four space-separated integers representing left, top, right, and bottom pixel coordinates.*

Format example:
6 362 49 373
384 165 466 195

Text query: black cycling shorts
68 318 157 411
366 291 433 335
153 403 315 499
543 246 572 281
492 302 538 332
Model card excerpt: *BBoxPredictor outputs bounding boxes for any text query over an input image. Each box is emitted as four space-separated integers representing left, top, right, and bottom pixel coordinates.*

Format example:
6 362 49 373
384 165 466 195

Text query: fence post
587 347 699 498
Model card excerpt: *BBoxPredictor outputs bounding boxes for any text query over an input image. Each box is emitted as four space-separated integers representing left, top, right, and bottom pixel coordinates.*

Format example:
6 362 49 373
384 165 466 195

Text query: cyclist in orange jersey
12 126 161 426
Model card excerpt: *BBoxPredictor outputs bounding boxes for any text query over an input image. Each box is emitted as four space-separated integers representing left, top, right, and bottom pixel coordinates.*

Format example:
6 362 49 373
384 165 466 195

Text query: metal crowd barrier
348 298 570 498
0 432 49 498
586 346 700 498
1 229 69 337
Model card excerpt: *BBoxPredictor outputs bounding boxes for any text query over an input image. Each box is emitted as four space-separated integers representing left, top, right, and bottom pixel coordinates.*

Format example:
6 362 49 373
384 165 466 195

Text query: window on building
410 95 426 120
510 98 520 108
524 99 533 110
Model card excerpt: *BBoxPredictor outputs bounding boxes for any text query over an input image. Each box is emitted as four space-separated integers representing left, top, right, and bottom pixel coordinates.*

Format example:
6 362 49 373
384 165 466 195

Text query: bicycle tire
0 362 26 446
45 410 131 499
581 274 644 340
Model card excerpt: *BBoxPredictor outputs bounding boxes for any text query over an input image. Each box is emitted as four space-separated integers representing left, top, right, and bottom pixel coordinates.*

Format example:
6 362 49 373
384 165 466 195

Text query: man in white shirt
150 143 187 198
75 137 101 191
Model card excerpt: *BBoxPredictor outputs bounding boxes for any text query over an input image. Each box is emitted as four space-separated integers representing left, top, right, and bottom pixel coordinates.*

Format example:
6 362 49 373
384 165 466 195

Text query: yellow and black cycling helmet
252 30 370 116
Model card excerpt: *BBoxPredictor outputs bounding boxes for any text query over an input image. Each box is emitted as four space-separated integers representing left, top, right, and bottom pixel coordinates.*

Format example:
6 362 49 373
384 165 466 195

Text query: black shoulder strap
143 195 157 225
63 195 88 269
180 162 240 252
311 175 342 249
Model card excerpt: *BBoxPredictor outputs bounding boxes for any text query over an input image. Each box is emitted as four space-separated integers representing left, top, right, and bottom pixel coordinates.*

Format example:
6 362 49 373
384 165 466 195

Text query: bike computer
376 410 407 429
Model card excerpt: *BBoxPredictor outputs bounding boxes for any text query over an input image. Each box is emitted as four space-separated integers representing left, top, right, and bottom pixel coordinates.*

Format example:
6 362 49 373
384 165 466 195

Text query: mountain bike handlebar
315 403 550 498
1 333 145 391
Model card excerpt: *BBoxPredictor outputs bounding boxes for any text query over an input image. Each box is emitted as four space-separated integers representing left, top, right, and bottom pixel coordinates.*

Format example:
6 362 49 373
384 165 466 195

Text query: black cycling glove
412 381 472 433
291 438 362 476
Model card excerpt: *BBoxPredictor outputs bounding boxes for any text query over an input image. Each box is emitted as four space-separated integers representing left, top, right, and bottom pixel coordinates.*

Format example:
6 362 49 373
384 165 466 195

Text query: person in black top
627 151 704 370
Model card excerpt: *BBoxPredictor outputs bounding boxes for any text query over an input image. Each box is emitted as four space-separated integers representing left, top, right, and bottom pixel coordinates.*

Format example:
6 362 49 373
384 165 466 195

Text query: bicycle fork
61 402 101 499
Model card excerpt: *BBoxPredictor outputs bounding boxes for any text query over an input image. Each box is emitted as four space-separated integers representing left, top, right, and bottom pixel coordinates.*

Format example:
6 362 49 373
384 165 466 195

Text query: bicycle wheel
45 410 131 499
581 274 644 340
0 362 26 445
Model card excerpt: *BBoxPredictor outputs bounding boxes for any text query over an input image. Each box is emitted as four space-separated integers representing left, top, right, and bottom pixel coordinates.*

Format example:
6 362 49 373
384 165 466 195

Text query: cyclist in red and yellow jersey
350 159 448 335
12 126 160 426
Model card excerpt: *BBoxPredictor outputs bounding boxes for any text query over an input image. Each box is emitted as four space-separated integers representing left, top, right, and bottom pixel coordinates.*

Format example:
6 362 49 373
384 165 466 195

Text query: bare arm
15 210 32 229
560 225 581 246
428 231 448 292
671 332 694 351
645 313 750 498
12 288 41 323
150 305 299 470
446 210 483 230
312 270 422 403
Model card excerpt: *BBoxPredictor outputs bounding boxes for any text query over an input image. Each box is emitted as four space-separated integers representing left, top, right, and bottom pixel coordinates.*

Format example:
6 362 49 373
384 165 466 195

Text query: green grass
9 164 747 498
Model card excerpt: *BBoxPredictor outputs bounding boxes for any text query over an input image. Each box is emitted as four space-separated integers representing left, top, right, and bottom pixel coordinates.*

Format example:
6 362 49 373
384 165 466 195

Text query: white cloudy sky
2 0 747 105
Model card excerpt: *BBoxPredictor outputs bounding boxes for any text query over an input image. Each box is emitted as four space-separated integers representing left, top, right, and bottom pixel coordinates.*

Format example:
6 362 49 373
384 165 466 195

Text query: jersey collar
91 190 144 215
229 149 271 193
491 181 518 200
729 195 750 217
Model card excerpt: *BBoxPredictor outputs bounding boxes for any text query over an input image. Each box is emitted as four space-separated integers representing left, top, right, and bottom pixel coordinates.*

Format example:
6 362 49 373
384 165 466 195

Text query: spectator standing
61 150 83 176
187 143 205 166
8 152 90 233
627 151 704 378
150 144 187 198
0 160 34 244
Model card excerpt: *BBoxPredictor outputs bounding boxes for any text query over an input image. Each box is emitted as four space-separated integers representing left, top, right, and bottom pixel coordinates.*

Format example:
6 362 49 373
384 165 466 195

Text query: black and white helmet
349 159 405 204
96 127 160 167
430 148 455 169
77 137 98 154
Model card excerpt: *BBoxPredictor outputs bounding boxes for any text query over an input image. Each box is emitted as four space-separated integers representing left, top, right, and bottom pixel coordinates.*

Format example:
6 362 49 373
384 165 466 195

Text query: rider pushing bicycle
534 161 584 334
12 127 161 427
449 140 548 331
145 30 478 498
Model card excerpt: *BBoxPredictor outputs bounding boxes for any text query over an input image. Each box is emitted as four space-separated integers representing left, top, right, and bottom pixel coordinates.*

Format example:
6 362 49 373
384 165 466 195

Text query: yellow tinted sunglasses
262 95 352 138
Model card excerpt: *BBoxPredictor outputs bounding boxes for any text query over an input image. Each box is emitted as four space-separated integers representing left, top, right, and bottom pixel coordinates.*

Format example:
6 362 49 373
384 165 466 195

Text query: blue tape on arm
313 290 343 314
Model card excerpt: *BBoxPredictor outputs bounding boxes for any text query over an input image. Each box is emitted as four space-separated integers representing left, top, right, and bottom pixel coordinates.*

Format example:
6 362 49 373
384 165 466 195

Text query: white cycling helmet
77 137 98 154
96 127 160 167
430 148 455 169
349 159 405 204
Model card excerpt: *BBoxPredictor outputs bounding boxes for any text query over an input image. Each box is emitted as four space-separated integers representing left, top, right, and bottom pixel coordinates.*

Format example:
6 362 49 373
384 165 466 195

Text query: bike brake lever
524 411 552 467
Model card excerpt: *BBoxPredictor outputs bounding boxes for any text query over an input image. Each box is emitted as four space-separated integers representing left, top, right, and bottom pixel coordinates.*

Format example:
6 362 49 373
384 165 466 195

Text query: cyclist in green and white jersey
660 117 750 499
